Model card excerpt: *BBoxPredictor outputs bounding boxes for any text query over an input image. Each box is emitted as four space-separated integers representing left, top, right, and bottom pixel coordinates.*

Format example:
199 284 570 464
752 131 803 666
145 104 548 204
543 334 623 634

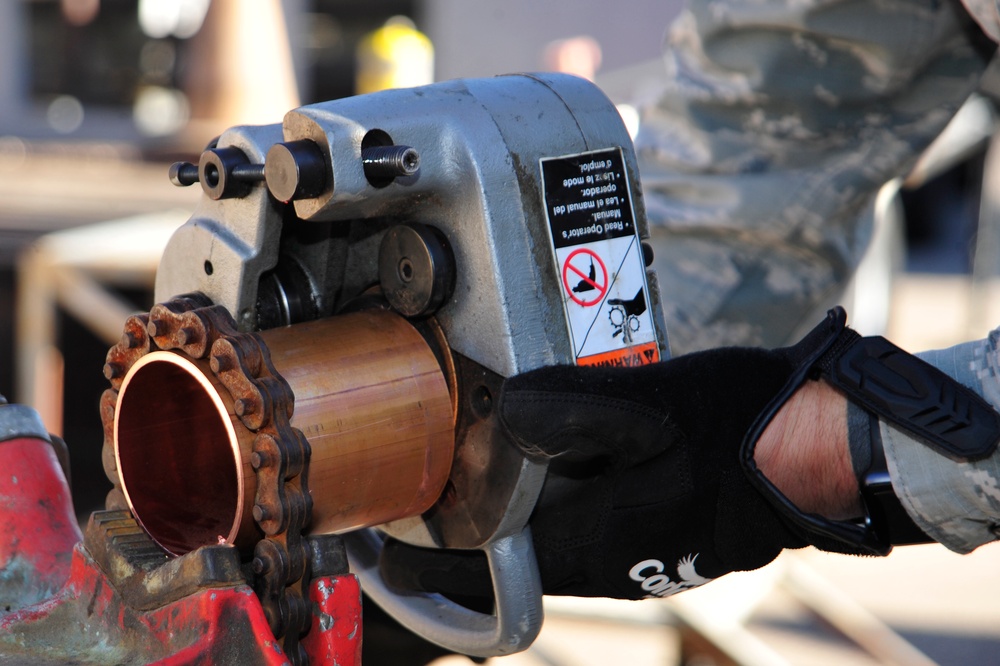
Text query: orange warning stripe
577 342 660 368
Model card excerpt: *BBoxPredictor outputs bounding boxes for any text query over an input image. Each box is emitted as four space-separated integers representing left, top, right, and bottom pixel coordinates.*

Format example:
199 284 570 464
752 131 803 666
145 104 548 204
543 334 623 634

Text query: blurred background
2 1 1000 664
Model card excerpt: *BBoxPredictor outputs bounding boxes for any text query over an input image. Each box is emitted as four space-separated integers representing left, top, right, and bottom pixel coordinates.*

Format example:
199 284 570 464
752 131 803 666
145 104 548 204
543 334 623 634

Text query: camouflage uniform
639 0 990 354
965 0 1000 42
889 337 1000 552
636 0 1000 551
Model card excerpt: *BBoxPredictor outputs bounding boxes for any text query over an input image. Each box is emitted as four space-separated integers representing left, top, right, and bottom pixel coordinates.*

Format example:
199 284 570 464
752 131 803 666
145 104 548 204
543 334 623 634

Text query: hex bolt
362 145 420 181
103 362 123 380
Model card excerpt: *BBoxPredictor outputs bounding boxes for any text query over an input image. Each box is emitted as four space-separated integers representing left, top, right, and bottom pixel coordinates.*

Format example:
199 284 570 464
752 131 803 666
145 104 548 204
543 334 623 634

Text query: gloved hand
381 308 999 600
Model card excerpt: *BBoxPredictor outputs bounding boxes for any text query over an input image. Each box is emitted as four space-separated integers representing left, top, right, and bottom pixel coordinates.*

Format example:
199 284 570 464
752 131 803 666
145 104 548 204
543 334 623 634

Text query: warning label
541 148 660 367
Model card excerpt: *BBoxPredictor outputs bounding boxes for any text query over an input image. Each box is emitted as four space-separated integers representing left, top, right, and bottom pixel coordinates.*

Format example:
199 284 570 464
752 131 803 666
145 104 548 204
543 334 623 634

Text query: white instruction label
541 148 659 367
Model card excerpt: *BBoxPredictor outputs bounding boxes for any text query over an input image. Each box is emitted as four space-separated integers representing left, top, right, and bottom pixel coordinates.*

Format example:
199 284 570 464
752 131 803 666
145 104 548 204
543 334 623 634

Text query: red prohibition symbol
562 248 608 307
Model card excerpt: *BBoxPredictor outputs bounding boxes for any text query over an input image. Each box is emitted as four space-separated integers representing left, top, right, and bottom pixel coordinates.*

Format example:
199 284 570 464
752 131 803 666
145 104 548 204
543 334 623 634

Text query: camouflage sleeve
638 0 991 355
882 333 1000 553
963 0 1000 42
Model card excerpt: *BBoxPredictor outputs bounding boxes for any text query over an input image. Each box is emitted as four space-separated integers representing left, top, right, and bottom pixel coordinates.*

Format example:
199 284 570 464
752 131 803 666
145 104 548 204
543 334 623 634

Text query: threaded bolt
362 145 420 181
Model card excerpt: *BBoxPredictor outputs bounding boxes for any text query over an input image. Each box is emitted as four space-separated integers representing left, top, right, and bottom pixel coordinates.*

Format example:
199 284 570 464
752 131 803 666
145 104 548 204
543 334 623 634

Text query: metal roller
113 309 454 556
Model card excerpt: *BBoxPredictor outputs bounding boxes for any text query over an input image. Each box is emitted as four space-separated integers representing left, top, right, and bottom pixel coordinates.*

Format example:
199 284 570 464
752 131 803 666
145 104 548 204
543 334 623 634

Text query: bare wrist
755 381 862 520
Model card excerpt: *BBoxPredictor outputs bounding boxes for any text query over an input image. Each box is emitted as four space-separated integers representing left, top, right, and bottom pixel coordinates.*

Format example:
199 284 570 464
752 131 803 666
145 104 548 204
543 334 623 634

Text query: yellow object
356 17 434 94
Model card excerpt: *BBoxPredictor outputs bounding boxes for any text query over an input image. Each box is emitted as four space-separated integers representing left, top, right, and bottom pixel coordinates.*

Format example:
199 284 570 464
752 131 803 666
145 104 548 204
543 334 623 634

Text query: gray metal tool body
155 73 668 657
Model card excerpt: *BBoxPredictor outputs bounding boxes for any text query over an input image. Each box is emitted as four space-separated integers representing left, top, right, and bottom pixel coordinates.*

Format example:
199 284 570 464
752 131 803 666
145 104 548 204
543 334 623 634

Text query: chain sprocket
101 293 314 664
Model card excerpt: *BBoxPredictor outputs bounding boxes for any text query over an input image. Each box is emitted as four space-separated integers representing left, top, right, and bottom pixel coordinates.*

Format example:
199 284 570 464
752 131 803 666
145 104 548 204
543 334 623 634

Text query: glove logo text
629 554 712 598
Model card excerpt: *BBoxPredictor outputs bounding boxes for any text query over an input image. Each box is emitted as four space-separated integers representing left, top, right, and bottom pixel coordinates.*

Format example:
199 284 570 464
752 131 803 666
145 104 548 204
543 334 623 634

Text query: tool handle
344 526 544 658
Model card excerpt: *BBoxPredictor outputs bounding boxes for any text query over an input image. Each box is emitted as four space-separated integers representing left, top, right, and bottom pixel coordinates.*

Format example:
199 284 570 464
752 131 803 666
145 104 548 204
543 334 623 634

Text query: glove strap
820 331 1000 462
858 413 932 546
743 307 1000 555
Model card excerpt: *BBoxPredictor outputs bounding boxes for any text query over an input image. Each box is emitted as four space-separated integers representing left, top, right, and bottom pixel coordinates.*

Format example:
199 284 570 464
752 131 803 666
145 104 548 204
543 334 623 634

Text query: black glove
382 308 999 600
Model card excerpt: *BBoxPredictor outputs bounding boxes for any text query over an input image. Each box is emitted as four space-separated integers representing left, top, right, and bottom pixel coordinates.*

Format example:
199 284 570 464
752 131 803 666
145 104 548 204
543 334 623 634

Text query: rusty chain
100 293 314 665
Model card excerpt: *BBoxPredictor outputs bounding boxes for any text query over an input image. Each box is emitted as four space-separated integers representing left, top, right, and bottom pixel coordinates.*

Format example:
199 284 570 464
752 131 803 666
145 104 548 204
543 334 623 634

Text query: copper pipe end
113 351 253 556
113 310 454 556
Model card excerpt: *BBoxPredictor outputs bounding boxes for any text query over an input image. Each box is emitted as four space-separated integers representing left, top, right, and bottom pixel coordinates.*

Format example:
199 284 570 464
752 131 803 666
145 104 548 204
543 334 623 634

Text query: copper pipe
260 311 454 535
114 309 454 555
114 352 257 554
